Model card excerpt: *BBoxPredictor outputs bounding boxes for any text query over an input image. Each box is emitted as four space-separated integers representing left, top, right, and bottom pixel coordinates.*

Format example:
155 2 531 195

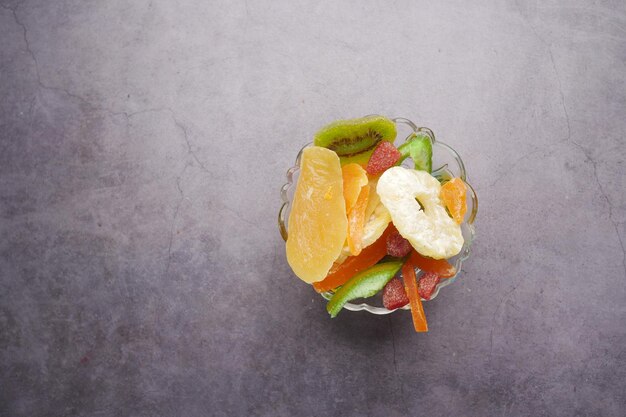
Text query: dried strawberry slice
418 272 441 300
383 277 409 310
366 141 401 176
386 230 412 257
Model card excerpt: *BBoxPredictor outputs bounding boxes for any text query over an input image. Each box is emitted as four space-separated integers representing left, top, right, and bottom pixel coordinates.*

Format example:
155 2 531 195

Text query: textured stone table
1 1 625 416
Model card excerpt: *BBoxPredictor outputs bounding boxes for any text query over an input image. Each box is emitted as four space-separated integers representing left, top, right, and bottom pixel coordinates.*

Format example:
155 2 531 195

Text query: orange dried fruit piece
409 250 457 278
403 253 428 332
334 196 391 265
347 184 370 256
440 178 467 224
363 177 380 221
286 146 347 283
313 224 394 293
342 163 368 213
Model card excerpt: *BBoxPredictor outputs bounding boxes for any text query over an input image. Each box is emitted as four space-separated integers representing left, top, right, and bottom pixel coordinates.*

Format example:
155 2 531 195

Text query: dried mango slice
377 166 463 259
286 147 347 283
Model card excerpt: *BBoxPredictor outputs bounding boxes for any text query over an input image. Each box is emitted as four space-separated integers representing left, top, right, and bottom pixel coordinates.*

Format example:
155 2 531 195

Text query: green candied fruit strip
326 261 403 318
397 133 432 173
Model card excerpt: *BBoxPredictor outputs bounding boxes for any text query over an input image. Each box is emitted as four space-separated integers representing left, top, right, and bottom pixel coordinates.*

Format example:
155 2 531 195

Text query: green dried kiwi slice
313 115 397 166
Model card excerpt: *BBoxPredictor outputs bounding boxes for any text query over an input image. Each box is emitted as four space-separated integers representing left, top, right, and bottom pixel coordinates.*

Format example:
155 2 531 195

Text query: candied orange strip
409 251 457 278
440 177 467 224
403 253 428 332
347 185 370 256
342 163 368 213
313 224 394 293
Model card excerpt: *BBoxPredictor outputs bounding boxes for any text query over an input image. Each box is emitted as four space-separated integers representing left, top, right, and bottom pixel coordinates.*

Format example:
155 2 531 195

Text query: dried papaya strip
409 251 456 278
313 224 394 293
403 252 428 332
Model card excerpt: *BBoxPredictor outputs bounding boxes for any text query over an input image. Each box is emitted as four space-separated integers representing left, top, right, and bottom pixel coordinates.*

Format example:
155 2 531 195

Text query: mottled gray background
1 0 625 416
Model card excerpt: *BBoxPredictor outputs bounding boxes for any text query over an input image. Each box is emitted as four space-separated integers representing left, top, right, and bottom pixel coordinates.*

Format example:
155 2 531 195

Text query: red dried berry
383 277 410 310
418 272 441 300
366 141 401 176
386 231 412 257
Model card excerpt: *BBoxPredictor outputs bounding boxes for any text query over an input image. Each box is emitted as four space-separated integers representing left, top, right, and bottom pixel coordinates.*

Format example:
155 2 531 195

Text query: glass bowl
278 117 478 314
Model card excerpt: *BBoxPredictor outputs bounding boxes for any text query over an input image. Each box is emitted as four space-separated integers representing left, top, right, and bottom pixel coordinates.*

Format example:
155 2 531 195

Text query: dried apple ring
377 166 463 259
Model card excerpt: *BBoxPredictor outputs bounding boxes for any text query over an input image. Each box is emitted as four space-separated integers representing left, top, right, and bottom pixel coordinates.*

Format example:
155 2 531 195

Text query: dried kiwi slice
313 115 397 166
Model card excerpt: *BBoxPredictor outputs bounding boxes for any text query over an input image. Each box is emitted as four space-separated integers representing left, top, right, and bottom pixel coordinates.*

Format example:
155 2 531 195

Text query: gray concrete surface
1 0 625 416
